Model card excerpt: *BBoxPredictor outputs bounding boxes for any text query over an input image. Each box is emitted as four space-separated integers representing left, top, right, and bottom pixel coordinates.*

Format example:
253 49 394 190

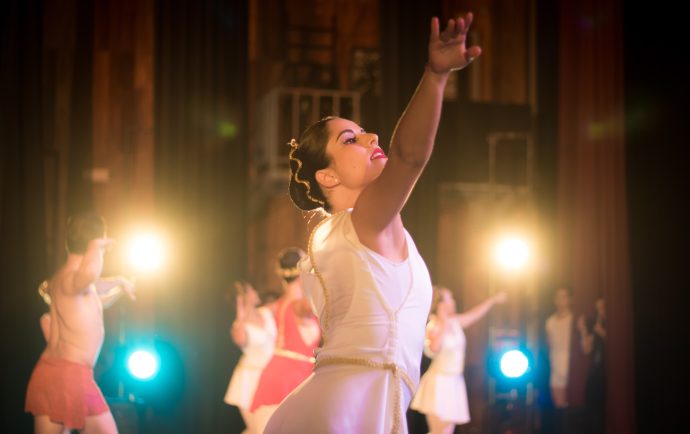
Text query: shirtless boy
26 212 135 433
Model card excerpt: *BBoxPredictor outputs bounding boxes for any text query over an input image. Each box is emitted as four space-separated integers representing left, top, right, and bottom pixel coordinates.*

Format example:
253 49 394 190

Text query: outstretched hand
120 276 136 301
428 13 482 74
234 281 246 320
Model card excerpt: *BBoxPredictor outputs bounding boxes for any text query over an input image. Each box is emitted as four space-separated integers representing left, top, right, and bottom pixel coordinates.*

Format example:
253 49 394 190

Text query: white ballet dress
410 315 470 424
224 306 277 409
264 210 432 434
545 312 573 388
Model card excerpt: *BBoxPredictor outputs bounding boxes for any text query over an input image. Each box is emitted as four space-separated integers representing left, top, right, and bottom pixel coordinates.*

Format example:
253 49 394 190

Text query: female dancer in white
411 286 506 433
264 13 482 434
224 281 276 434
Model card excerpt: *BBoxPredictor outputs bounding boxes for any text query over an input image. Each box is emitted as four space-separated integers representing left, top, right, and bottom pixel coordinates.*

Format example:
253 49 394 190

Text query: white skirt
410 371 470 425
265 363 412 434
224 362 264 410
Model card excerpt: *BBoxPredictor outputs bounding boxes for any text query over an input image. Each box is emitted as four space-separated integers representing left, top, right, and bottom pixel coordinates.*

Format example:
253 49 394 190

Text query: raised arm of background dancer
231 287 248 348
96 276 136 308
69 238 115 295
456 291 506 329
352 14 481 234
577 315 594 354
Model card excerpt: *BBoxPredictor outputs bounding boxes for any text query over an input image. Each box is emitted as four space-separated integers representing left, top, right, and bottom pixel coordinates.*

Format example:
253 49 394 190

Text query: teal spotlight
499 349 529 379
127 349 159 380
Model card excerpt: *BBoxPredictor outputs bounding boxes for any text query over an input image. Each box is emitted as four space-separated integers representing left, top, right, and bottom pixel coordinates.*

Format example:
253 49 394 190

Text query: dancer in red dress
250 248 320 433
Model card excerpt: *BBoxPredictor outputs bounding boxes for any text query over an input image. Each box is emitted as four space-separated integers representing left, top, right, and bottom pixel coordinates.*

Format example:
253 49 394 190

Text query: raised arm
96 276 136 308
230 282 248 348
577 315 594 354
353 14 481 236
456 291 506 329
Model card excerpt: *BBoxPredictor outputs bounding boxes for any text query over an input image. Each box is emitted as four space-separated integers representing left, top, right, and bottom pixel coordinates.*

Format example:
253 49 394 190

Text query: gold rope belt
315 356 415 434
273 348 316 364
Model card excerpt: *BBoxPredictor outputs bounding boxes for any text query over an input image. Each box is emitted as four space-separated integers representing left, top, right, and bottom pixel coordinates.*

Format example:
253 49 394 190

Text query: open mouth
370 148 387 160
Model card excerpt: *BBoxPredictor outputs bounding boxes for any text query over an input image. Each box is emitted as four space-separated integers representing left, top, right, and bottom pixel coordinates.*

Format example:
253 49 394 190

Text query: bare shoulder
52 268 89 297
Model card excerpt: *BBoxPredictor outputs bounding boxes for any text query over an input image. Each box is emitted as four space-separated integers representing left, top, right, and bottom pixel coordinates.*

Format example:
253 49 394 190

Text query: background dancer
224 281 276 434
25 212 136 434
411 286 506 433
249 248 320 433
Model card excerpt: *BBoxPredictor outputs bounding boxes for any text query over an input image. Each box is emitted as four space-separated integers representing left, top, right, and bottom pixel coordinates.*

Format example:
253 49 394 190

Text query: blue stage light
127 349 159 380
499 349 529 379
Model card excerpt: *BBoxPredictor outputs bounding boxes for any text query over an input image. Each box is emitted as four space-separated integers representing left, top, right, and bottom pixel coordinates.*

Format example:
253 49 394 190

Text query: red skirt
250 352 314 411
25 355 109 429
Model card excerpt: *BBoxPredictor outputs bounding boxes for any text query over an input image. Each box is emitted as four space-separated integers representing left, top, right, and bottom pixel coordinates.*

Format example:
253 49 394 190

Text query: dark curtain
0 2 48 432
624 2 689 433
557 0 634 433
1 0 94 431
154 0 248 432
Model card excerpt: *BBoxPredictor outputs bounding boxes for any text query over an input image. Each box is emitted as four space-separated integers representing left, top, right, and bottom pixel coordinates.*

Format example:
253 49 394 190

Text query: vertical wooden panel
442 0 529 104
42 0 78 268
92 0 155 332
492 0 527 104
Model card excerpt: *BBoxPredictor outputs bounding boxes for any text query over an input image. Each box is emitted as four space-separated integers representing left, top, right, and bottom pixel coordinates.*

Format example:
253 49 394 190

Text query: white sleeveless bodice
265 211 431 434
424 316 466 375
261 210 432 433
303 210 432 387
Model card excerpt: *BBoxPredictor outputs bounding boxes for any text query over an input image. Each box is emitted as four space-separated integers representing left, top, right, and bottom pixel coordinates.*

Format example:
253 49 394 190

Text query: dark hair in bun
288 116 336 212
276 247 306 283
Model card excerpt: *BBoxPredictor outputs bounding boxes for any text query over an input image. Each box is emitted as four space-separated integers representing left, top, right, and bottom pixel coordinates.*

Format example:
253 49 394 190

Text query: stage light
495 237 530 271
499 349 529 379
126 231 166 273
127 349 159 380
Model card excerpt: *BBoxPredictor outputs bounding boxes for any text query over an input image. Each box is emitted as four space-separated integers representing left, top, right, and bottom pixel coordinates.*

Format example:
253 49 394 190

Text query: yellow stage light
127 232 166 273
495 237 530 271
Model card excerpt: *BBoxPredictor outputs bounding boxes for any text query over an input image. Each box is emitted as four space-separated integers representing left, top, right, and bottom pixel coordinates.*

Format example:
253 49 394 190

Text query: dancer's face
437 289 457 316
319 118 386 191
554 288 571 310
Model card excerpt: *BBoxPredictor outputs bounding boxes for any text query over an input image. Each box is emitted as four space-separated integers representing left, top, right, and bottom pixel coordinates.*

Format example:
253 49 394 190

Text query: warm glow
127 231 166 273
495 237 530 270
